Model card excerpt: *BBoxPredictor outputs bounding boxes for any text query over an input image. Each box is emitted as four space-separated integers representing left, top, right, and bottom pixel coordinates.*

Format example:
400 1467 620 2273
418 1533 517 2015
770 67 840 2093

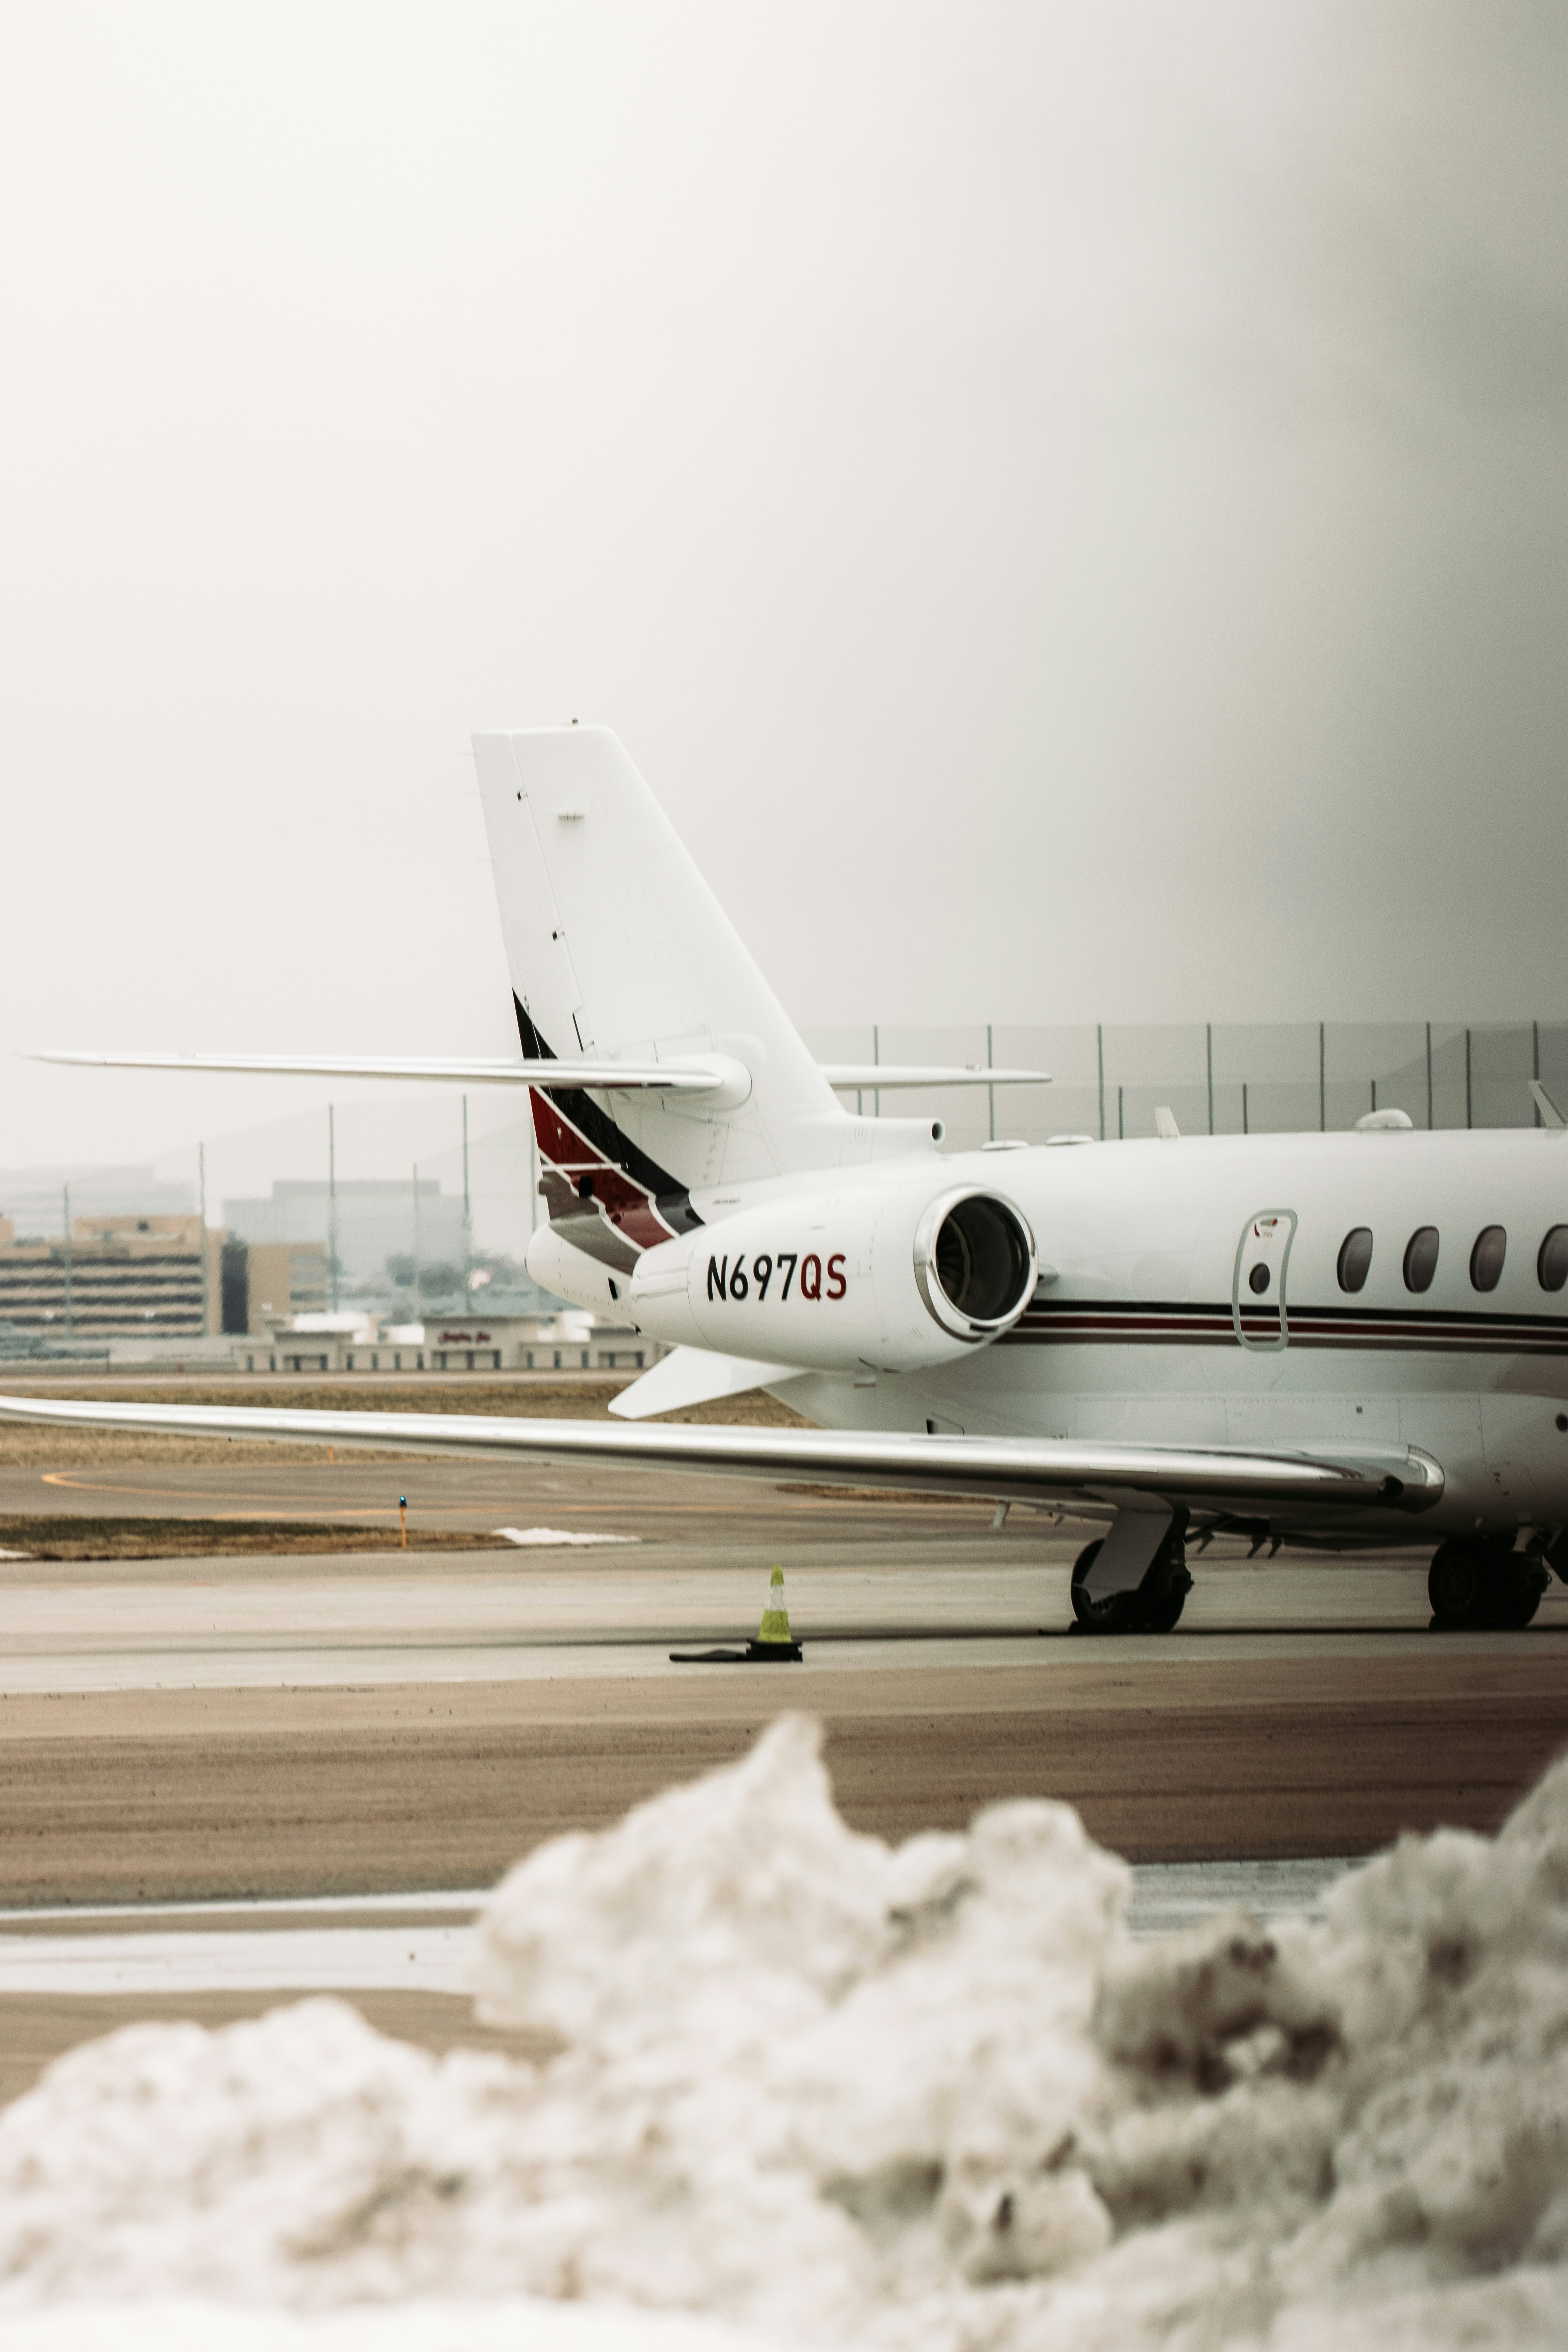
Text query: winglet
1529 1080 1566 1129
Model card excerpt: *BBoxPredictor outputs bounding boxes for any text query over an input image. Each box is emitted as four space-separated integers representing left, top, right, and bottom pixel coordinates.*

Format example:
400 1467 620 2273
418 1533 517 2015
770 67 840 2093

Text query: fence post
329 1106 340 1311
1426 1023 1433 1130
1097 1025 1105 1141
1207 1023 1214 1135
1465 1029 1472 1129
1319 1023 1326 1131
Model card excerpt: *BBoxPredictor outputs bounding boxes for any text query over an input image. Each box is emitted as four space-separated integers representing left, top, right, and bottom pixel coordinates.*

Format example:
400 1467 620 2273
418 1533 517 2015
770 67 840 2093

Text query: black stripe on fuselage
1003 1297 1568 1353
512 996 703 1232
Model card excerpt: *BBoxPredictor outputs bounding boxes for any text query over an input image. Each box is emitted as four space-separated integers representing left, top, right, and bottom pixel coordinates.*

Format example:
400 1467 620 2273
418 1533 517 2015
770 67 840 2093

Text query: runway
0 1444 1564 2109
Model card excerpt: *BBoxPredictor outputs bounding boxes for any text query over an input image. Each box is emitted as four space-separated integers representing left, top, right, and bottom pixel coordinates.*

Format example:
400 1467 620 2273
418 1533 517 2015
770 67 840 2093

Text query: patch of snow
1 1717 1566 2350
492 1528 639 1547
0 2296 787 2351
0 1547 31 1559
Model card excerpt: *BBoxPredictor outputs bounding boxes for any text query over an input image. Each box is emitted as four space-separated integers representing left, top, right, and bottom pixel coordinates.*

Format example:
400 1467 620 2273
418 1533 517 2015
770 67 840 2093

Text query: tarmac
0 1445 1564 2105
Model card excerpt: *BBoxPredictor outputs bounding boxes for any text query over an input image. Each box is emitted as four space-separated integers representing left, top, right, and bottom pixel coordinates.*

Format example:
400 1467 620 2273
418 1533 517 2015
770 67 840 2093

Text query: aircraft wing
0 1392 1443 1522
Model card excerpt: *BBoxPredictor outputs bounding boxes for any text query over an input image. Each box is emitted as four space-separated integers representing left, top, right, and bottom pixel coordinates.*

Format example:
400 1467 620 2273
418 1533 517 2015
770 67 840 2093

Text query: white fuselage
679 1127 1568 1545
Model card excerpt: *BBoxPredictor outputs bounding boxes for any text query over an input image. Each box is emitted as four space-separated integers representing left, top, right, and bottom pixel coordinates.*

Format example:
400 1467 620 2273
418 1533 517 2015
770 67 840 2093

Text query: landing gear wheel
1071 1540 1140 1633
1139 1559 1193 1634
1492 1558 1547 1630
1426 1540 1546 1629
1428 1542 1489 1629
1070 1538 1193 1634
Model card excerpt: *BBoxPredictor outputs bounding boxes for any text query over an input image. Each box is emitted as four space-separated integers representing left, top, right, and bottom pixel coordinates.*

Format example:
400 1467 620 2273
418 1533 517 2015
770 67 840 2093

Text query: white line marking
0 1888 490 1926
0 1926 474 1995
0 1865 1362 1992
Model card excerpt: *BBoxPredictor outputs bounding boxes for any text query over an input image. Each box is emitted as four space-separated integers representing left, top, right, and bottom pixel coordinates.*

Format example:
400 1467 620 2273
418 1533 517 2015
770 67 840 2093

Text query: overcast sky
3 2 1566 1174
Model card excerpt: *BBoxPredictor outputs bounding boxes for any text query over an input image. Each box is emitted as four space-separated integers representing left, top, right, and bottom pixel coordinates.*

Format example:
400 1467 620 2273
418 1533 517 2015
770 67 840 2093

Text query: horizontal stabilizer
29 1050 739 1095
820 1064 1049 1089
34 1050 1051 1100
607 1348 793 1421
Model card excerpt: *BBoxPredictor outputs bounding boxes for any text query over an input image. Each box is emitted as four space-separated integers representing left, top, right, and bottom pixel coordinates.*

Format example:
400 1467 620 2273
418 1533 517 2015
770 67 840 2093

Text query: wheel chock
669 1565 804 1664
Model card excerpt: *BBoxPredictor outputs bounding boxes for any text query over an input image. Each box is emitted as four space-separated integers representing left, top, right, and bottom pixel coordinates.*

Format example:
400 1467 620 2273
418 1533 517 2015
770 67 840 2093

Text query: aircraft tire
1491 1557 1547 1630
1070 1540 1140 1633
1070 1539 1191 1634
1139 1558 1192 1633
1427 1541 1492 1630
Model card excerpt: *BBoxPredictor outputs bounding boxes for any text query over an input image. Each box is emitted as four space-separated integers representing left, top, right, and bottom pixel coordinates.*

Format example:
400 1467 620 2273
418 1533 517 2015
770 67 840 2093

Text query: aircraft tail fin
474 728 926 1238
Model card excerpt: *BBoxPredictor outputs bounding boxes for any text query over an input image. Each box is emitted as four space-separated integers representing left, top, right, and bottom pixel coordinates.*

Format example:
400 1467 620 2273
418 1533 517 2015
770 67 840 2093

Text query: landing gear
1071 1534 1193 1634
1428 1541 1486 1628
1070 1542 1136 1633
1139 1557 1194 1633
1494 1560 1548 1628
1428 1541 1549 1630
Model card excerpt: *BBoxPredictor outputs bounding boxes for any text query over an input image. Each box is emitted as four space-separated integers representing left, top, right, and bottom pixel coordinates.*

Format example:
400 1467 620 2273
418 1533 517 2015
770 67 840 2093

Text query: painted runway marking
0 1890 490 1925
1124 1857 1355 1936
0 1926 473 1995
0 1861 1362 1994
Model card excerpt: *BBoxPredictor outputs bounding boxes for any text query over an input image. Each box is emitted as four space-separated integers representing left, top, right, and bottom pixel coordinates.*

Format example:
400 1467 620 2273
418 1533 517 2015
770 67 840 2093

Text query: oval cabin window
1403 1226 1440 1293
1539 1225 1568 1293
1469 1226 1506 1292
1337 1228 1373 1293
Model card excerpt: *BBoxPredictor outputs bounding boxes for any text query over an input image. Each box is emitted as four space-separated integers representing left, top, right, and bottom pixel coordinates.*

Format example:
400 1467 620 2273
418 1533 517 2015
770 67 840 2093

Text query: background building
222 1240 329 1333
0 1214 223 1339
223 1176 468 1298
255 1310 658 1375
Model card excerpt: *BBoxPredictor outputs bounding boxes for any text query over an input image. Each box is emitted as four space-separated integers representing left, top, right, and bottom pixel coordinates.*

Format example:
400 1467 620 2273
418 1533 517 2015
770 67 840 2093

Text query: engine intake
914 1188 1037 1342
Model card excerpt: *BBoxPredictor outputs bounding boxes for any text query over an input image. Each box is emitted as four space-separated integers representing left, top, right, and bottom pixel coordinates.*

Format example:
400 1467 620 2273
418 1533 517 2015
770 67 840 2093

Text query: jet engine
626 1179 1037 1373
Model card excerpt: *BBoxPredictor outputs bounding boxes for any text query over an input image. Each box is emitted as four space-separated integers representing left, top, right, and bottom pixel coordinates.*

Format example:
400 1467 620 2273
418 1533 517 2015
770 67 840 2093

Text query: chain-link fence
799 1023 1568 1153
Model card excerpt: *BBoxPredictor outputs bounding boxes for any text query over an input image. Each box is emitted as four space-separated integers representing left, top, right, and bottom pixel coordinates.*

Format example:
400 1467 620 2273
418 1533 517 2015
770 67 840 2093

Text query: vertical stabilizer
473 728 851 1229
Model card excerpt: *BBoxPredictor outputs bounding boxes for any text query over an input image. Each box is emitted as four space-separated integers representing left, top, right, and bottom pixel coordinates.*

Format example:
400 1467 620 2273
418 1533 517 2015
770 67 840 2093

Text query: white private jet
10 726 1568 1635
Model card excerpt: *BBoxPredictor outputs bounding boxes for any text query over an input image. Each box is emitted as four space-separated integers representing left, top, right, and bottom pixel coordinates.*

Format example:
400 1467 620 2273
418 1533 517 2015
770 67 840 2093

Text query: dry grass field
0 1516 508 1560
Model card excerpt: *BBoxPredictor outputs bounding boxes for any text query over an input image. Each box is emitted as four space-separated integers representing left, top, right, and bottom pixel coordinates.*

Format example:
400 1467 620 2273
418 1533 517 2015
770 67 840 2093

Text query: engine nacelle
525 1222 627 1315
627 1179 1037 1373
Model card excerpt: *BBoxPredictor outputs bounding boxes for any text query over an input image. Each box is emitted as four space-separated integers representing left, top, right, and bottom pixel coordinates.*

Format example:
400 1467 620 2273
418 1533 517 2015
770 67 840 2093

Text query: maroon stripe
527 1092 680 1251
1002 1325 1568 1353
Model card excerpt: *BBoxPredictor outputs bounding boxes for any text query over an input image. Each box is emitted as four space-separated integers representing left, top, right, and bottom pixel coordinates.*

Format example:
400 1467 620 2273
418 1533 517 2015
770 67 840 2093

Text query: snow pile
493 1527 639 1547
0 2297 789 2352
1 1717 1567 2352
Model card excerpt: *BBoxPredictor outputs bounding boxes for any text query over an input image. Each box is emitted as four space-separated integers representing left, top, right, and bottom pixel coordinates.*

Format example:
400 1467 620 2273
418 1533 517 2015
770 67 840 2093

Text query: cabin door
1233 1209 1298 1354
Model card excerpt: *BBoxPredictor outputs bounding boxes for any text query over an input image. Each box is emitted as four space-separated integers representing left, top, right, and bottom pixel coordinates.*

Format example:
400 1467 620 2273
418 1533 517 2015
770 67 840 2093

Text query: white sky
3 2 1566 1176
